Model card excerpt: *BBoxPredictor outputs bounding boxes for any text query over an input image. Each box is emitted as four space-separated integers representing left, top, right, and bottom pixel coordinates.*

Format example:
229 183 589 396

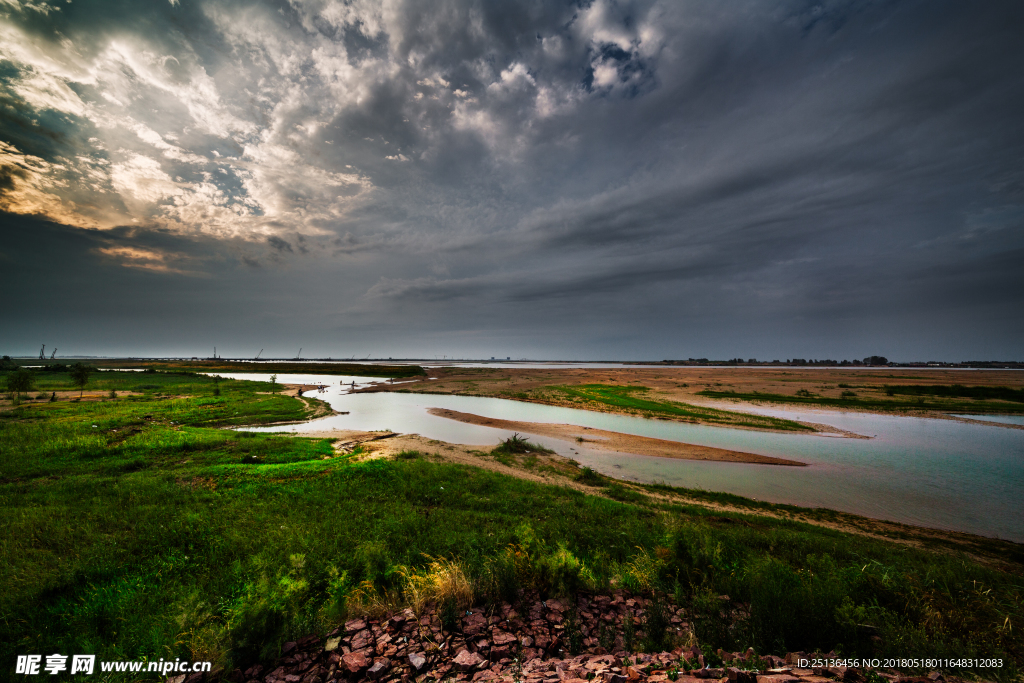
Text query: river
214 373 1024 542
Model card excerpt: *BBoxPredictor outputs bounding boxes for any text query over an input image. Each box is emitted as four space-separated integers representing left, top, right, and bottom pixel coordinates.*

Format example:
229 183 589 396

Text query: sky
1 0 1022 361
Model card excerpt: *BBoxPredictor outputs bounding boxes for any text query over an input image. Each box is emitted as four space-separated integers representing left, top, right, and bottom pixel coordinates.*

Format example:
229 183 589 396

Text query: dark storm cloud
1 0 1023 359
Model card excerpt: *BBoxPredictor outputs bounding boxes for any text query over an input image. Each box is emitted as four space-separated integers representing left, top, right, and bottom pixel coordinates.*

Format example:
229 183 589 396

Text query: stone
409 653 428 672
757 676 801 683
454 650 486 672
325 637 342 652
473 671 499 682
464 613 489 635
492 631 518 646
727 668 757 683
342 652 370 673
368 658 391 680
345 619 368 632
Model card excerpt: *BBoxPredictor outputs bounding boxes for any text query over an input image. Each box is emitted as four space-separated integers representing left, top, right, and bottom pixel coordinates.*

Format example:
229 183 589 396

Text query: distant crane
50 348 57 359
39 344 45 360
255 349 263 360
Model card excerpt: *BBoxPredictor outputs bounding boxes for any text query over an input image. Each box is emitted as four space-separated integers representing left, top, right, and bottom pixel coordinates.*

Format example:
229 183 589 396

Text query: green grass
546 384 813 431
1 371 1022 680
698 389 1024 414
883 384 1024 403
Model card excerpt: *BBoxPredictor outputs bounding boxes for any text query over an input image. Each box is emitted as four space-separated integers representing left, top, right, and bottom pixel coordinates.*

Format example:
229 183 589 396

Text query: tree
69 363 93 398
6 367 34 395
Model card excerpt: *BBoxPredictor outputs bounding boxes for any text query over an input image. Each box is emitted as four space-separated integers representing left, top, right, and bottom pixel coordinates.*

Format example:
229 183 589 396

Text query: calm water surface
227 374 1024 542
953 414 1024 426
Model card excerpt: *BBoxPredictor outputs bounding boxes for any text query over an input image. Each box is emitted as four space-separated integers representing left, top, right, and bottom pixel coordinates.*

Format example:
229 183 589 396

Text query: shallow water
231 374 1024 541
953 414 1024 426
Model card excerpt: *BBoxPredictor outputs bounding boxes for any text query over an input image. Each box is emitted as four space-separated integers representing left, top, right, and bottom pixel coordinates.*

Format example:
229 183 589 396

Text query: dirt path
427 407 807 466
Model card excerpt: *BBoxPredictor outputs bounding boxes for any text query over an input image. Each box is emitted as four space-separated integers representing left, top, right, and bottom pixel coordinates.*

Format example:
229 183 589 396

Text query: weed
623 611 636 652
597 621 615 653
642 596 671 652
494 433 552 455
605 483 646 504
402 557 473 616
564 608 584 655
575 467 607 487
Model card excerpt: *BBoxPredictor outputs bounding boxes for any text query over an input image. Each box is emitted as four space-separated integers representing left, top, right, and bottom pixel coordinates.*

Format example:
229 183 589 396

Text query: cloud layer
1 0 1022 359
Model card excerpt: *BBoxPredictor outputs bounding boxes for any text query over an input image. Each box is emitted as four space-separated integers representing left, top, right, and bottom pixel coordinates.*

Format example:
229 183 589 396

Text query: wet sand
427 407 807 466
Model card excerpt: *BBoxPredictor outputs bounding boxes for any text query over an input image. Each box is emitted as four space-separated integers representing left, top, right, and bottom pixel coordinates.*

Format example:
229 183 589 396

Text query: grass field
1 369 1022 680
698 388 1024 414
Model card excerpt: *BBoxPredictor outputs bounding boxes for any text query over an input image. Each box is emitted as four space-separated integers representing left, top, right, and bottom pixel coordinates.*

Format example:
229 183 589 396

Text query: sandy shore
427 407 806 466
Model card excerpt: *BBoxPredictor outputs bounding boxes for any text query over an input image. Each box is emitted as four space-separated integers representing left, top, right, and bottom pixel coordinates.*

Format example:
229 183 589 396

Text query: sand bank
427 407 806 466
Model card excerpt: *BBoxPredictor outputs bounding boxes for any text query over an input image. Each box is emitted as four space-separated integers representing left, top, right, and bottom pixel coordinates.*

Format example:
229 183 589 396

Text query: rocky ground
172 590 987 683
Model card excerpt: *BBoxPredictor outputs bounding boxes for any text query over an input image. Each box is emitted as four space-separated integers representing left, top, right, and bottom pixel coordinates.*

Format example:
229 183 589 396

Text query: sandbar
427 407 806 466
